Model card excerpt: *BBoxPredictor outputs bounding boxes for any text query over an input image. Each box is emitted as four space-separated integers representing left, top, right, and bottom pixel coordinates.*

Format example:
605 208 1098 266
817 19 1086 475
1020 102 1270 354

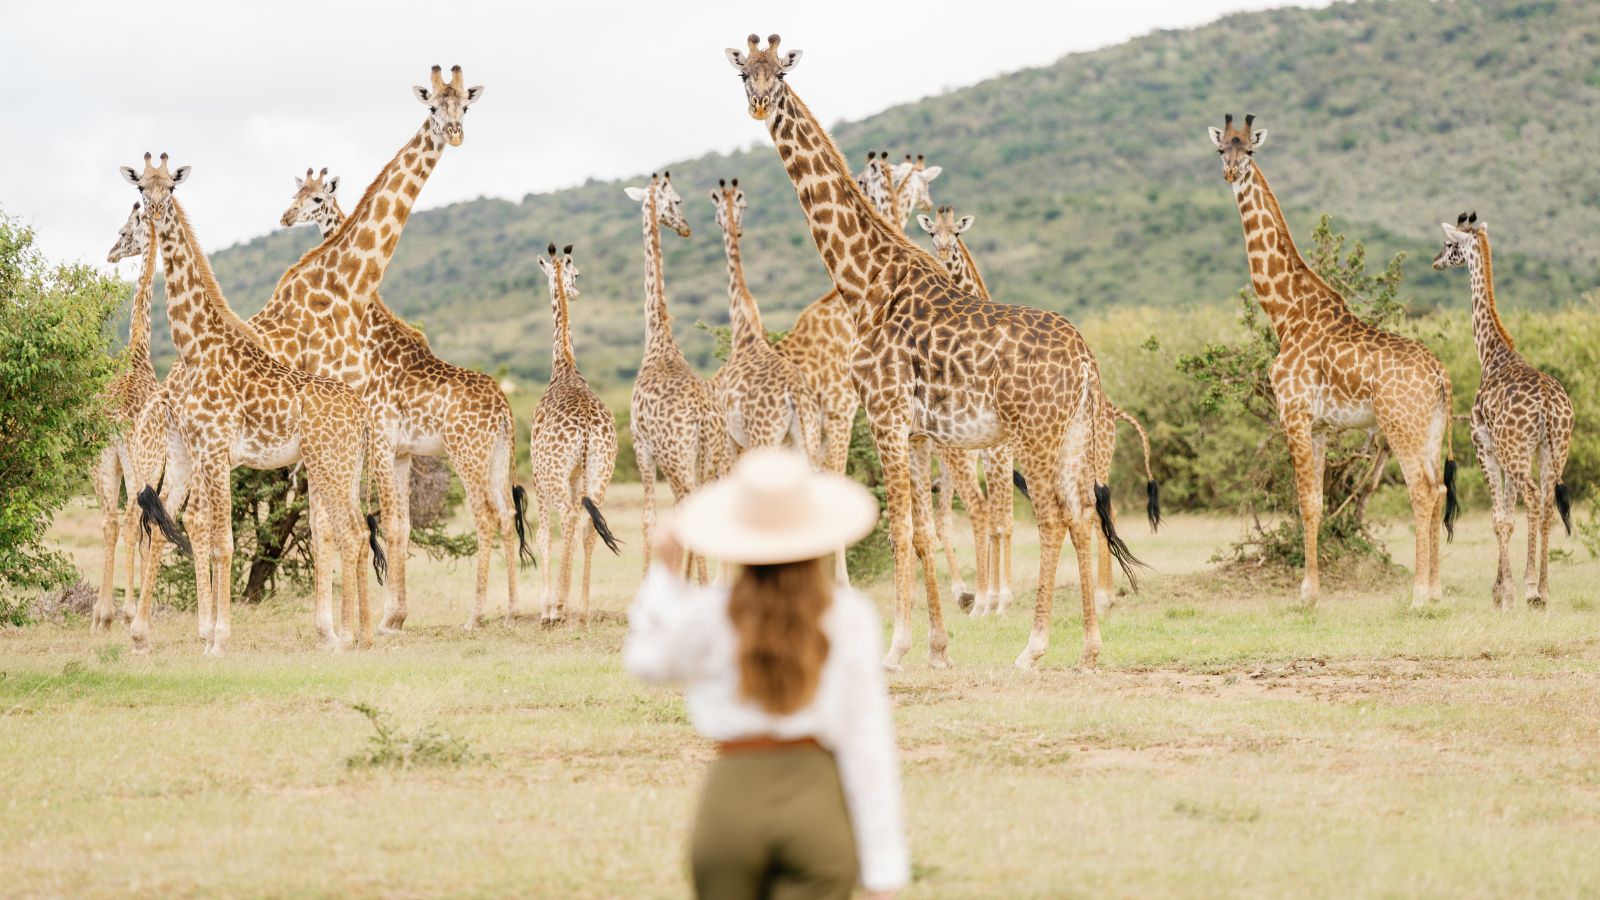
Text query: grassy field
5 487 1600 898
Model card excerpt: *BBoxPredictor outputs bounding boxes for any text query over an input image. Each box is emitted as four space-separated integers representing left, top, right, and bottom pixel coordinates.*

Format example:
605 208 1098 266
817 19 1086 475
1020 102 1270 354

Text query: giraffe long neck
127 221 157 370
890 174 915 231
314 198 347 235
640 194 677 357
154 199 252 365
1467 230 1515 365
551 271 577 377
766 89 903 321
719 210 765 347
320 123 443 284
945 239 991 301
1232 165 1342 341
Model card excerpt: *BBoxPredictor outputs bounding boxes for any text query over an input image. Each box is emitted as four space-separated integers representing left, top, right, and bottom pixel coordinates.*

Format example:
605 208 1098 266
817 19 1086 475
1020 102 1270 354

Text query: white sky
3 0 1325 272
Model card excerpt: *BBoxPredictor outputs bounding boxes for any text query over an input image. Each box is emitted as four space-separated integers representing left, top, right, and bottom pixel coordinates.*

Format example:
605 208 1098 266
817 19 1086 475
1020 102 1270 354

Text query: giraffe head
1207 114 1268 186
118 152 191 222
537 242 580 301
710 178 747 238
725 33 802 120
624 172 691 238
916 206 975 265
1432 211 1480 270
279 167 341 228
106 202 148 264
412 65 484 147
855 150 889 196
890 154 943 214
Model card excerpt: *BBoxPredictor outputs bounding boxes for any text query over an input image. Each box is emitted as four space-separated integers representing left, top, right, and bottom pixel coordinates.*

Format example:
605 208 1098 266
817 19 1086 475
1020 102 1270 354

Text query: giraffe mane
1474 229 1515 352
167 198 258 341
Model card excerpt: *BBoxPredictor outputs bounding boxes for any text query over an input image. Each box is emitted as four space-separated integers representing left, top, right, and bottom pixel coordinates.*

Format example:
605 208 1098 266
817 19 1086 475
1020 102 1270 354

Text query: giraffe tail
1011 469 1030 501
513 485 536 567
137 484 191 558
360 417 389 584
1443 459 1460 543
1094 483 1148 590
1111 404 1161 531
365 513 388 585
1555 482 1573 537
582 497 622 555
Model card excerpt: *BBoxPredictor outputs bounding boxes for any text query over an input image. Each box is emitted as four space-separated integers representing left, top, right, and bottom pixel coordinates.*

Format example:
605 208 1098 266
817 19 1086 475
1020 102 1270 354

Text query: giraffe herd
85 42 1575 670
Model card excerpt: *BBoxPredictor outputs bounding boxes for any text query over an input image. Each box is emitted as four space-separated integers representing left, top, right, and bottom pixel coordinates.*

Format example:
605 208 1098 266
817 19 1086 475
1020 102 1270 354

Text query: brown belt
717 736 824 755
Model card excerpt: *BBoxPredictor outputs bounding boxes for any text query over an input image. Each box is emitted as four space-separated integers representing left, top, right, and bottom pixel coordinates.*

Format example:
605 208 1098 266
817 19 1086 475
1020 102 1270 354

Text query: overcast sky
4 0 1325 273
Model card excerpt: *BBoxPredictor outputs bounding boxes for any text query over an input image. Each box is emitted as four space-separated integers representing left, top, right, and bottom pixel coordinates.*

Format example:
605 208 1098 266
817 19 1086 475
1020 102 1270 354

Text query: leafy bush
346 702 475 769
0 213 123 601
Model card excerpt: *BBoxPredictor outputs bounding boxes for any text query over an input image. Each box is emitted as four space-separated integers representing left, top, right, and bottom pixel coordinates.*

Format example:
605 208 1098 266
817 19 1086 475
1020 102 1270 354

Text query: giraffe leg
559 507 581 625
91 445 122 633
1396 453 1439 609
1479 444 1516 610
947 449 989 617
1093 504 1117 619
877 434 918 672
308 497 341 649
825 408 855 585
187 465 218 656
1283 415 1326 605
1014 457 1067 670
131 439 190 653
466 494 497 630
909 438 951 668
930 453 968 606
995 450 1016 615
534 491 556 624
488 431 522 623
1521 475 1543 608
1535 443 1560 607
379 454 412 633
205 473 235 657
635 436 656 574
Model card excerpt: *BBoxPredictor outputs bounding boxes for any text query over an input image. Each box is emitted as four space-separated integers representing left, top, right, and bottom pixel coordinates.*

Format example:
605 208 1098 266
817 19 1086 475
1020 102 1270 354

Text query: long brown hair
727 557 832 715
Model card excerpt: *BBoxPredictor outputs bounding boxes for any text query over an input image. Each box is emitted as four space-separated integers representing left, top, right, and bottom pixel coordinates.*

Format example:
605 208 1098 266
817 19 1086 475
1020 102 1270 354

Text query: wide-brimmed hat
673 448 879 565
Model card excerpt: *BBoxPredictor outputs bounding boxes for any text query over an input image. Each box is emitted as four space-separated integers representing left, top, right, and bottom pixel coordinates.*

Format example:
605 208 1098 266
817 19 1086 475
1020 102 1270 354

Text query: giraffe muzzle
749 100 770 120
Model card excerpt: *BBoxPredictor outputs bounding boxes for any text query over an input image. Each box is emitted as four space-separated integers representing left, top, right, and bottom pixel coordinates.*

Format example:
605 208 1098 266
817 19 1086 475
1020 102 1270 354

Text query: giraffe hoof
956 592 975 614
1527 595 1547 610
880 656 904 674
928 650 952 670
1013 652 1038 672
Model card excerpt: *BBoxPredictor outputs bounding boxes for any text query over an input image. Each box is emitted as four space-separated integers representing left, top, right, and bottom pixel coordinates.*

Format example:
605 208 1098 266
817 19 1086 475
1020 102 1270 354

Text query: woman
624 447 909 899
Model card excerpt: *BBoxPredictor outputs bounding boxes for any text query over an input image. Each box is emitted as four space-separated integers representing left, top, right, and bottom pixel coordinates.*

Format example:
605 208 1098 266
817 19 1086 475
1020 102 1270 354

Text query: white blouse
623 565 911 893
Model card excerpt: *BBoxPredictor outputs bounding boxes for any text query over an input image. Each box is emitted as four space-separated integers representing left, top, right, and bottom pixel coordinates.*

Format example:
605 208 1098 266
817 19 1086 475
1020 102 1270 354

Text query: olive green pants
690 748 860 900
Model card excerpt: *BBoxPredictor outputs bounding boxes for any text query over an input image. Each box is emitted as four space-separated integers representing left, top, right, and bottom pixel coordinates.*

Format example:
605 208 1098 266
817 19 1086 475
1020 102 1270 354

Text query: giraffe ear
465 85 484 105
325 176 339 195
537 255 553 277
1207 127 1225 148
1250 128 1269 149
920 165 943 183
724 48 747 70
294 176 305 189
413 85 431 104
171 166 192 185
955 215 975 234
710 189 722 205
780 49 803 72
624 186 648 202
916 214 935 234
120 166 140 186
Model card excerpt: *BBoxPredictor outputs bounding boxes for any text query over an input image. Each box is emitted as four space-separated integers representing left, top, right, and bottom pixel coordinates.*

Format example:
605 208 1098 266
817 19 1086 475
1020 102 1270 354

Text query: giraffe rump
512 484 537 567
582 497 622 555
137 484 191 558
1555 482 1573 537
1094 483 1147 590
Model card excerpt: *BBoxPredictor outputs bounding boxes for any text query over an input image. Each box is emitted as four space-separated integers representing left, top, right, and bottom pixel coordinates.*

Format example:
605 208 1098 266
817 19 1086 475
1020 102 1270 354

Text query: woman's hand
653 514 685 575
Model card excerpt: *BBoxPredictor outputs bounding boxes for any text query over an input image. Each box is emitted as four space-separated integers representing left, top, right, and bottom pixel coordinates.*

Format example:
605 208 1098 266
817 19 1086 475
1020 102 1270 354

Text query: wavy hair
727 557 832 715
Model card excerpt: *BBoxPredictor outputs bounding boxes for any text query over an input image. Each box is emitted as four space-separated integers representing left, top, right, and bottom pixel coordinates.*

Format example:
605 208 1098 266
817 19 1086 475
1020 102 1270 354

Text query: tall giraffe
530 243 621 624
1433 213 1573 608
887 153 942 230
626 173 727 583
277 163 530 630
90 203 160 632
121 154 381 656
729 36 1138 670
1209 114 1456 606
919 206 1162 617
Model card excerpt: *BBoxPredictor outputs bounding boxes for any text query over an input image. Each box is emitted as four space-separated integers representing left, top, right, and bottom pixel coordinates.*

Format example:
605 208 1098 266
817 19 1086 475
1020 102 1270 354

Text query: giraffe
1209 114 1456 606
728 35 1139 670
626 172 728 583
90 203 160 633
529 243 621 624
918 205 1162 617
277 158 533 633
120 153 382 656
1433 212 1574 609
887 153 943 230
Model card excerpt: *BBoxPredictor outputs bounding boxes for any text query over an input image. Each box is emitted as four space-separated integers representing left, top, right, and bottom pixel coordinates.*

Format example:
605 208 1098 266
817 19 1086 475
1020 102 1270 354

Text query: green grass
5 489 1600 897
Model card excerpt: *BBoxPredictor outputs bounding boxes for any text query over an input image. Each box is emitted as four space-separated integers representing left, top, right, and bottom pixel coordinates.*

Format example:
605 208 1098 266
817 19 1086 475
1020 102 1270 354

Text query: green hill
182 0 1600 390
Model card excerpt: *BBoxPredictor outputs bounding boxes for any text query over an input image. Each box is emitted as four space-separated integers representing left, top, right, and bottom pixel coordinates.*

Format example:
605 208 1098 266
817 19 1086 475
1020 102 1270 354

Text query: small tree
0 213 124 601
1178 215 1424 568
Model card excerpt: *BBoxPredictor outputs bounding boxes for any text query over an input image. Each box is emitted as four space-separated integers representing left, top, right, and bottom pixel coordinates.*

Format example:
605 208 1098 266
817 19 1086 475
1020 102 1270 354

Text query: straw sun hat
672 448 879 565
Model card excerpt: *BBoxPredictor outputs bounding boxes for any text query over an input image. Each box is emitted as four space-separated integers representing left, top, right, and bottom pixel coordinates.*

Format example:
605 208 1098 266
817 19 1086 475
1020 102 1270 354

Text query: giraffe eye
429 106 437 114
312 197 323 204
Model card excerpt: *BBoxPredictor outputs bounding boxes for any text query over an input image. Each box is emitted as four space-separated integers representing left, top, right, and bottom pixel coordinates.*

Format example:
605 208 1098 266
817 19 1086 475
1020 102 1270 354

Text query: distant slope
186 0 1599 388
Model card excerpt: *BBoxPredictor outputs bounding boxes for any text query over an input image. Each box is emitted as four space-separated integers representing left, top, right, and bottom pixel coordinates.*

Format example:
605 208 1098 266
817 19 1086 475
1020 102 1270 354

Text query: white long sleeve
622 564 911 892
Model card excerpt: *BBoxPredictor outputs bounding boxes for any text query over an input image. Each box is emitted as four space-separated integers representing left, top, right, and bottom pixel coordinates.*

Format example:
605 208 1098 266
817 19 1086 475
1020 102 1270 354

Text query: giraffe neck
313 198 347 235
1467 230 1516 365
719 211 765 348
314 205 410 335
317 123 443 284
551 271 578 377
890 174 914 231
640 194 677 357
946 239 991 301
127 220 157 370
153 199 252 365
766 89 903 323
1233 165 1342 341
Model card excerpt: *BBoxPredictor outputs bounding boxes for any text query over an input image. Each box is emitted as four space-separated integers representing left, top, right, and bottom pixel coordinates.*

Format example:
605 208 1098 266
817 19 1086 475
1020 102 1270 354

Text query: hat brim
673 469 880 566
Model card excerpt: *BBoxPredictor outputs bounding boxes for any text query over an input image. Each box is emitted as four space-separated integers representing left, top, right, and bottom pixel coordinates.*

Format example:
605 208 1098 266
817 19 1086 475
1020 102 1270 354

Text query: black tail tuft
137 485 191 558
1012 469 1031 502
1146 479 1162 532
512 485 536 567
1094 483 1148 590
365 513 388 585
1443 459 1460 542
1556 482 1573 537
582 497 622 555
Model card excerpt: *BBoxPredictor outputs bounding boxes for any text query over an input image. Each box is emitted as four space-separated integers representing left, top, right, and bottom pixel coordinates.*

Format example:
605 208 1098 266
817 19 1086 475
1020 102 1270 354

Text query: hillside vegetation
174 0 1600 389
